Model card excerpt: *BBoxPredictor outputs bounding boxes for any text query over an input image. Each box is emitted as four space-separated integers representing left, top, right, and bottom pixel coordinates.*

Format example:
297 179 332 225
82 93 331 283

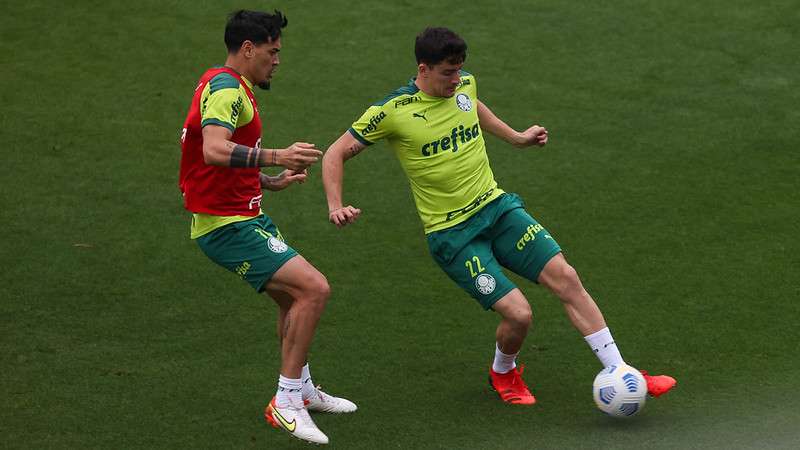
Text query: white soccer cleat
305 386 358 414
265 397 329 445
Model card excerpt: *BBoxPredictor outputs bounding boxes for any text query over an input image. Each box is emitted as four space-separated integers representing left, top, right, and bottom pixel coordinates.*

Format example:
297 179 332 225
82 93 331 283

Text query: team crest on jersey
267 237 288 253
456 93 472 112
475 273 496 295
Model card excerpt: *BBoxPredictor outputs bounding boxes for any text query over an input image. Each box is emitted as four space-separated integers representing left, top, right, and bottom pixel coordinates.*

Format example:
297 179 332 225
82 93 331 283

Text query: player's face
422 61 464 97
251 38 281 89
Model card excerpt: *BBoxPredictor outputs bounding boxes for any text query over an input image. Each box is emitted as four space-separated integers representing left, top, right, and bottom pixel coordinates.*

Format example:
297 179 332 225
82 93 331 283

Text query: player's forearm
477 101 524 147
259 172 282 191
321 145 347 211
202 139 282 168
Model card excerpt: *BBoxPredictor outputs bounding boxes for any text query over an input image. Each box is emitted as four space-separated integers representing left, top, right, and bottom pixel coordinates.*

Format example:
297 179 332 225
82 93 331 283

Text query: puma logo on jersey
412 111 428 122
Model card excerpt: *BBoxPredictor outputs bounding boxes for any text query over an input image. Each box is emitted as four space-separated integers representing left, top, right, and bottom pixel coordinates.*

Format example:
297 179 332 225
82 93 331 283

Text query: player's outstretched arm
322 131 364 228
201 125 322 171
476 100 548 148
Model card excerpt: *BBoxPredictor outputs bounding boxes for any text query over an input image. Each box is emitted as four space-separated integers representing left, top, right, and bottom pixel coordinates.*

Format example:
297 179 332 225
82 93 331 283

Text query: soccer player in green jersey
322 27 676 404
180 10 355 444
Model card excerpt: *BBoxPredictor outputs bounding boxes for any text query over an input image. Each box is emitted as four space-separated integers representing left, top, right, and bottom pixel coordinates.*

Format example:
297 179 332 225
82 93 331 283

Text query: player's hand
264 169 307 191
279 142 323 171
515 125 548 148
328 205 361 228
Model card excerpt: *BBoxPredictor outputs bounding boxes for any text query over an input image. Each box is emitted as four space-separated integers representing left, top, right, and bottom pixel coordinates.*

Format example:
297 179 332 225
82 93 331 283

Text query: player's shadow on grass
590 412 657 431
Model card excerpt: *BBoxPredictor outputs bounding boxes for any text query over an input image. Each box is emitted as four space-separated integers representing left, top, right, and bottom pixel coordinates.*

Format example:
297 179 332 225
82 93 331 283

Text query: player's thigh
492 207 562 284
196 214 298 293
264 254 329 302
428 236 516 311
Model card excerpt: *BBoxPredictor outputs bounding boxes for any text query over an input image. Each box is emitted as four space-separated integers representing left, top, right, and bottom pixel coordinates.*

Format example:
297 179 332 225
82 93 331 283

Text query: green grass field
2 0 799 448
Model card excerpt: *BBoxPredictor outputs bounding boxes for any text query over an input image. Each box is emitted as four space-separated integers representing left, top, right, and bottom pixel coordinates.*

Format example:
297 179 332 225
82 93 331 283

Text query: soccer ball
592 363 647 417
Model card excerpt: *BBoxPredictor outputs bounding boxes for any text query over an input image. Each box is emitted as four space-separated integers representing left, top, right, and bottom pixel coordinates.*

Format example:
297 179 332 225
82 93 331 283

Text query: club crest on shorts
267 236 288 253
456 93 472 112
475 273 496 295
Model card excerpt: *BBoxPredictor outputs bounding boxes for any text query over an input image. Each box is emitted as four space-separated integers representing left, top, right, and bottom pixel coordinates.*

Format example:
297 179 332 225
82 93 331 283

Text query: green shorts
426 193 562 310
195 214 298 292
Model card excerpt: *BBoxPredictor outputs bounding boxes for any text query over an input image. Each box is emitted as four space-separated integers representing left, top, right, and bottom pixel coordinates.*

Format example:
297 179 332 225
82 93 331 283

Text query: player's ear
418 63 428 78
242 40 255 58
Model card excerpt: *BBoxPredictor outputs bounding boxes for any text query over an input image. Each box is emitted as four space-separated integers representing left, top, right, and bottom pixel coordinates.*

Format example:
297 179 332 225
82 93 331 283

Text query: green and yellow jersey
349 71 503 234
191 69 262 239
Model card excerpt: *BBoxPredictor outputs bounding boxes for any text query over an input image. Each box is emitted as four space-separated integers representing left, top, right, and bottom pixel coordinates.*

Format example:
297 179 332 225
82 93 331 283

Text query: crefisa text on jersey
360 112 387 136
421 122 480 156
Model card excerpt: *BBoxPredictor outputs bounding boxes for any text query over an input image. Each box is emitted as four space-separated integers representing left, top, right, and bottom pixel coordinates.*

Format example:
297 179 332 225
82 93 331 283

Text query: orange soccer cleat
640 370 677 397
489 365 537 405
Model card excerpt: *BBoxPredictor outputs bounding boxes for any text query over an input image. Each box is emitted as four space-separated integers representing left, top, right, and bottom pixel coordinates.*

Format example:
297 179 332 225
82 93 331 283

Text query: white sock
492 343 518 374
276 375 302 407
584 327 625 367
300 363 316 399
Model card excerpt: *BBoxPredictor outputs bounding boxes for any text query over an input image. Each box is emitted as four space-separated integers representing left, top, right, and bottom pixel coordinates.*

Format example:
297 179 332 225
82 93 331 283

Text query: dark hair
225 9 288 52
414 27 467 65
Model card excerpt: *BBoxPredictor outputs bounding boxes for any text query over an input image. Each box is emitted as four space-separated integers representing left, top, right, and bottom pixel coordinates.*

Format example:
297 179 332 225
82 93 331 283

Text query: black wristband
231 144 260 168
250 148 261 167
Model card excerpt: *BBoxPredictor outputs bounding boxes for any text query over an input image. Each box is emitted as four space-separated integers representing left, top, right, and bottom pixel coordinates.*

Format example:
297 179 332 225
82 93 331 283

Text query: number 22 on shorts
465 255 485 278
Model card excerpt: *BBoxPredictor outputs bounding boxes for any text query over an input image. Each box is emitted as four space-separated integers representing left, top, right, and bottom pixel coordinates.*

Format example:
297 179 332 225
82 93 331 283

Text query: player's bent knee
514 307 533 329
494 290 533 328
562 264 581 288
315 276 331 302
301 273 330 306
502 303 533 329
546 262 582 298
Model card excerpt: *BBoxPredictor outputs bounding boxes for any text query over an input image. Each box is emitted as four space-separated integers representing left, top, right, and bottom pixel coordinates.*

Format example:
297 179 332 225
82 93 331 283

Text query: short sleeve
348 105 392 145
200 72 244 132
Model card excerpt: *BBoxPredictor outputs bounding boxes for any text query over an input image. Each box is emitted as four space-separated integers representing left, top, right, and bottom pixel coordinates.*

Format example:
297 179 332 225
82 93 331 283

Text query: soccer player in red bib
179 10 354 445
